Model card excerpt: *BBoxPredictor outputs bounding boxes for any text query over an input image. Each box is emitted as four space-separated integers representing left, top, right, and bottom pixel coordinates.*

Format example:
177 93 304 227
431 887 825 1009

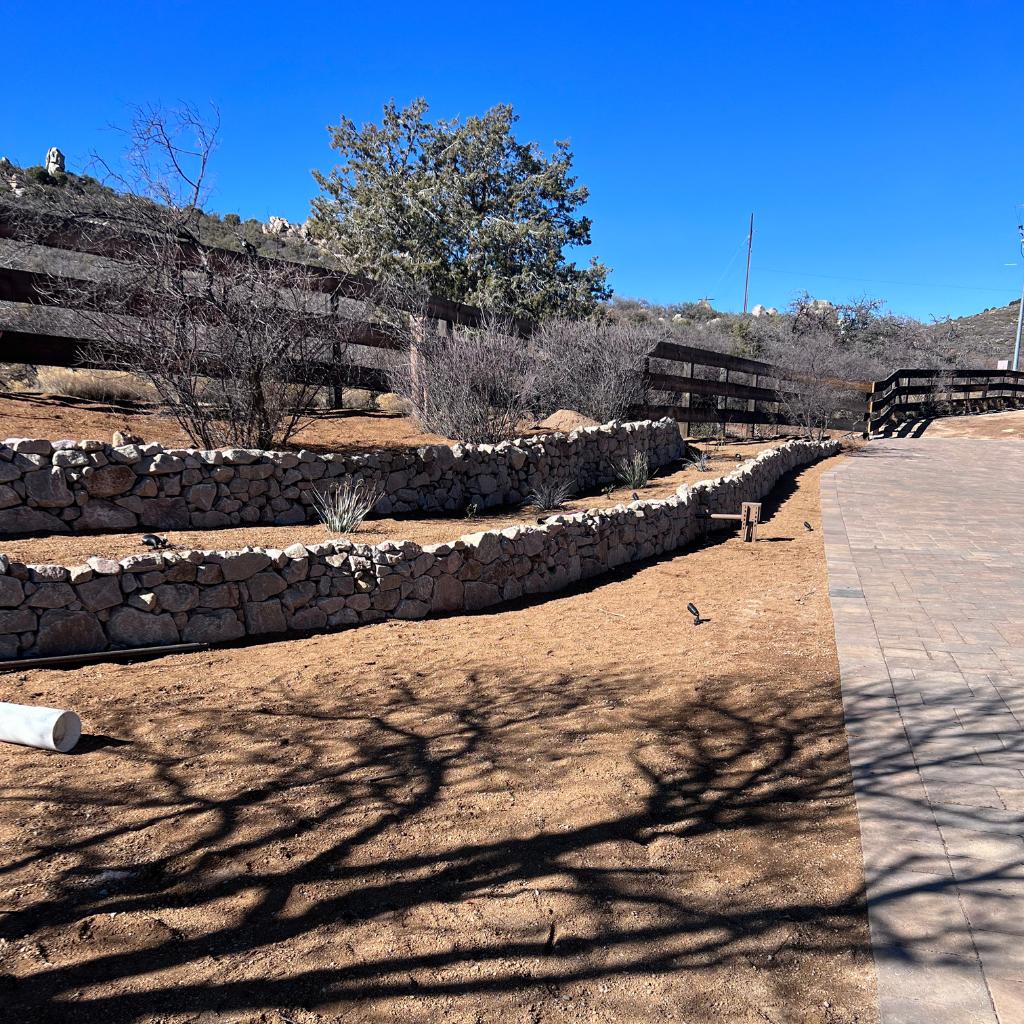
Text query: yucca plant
523 478 575 513
614 451 652 490
686 449 711 472
311 478 383 533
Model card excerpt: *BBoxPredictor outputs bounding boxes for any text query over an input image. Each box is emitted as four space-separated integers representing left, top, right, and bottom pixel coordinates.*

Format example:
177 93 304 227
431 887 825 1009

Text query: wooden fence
865 368 1024 434
1 209 871 434
634 341 867 434
0 210 483 404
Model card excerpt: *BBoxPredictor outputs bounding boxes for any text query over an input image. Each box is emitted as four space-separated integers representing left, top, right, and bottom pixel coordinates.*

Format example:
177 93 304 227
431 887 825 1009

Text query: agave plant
614 451 652 490
523 478 575 513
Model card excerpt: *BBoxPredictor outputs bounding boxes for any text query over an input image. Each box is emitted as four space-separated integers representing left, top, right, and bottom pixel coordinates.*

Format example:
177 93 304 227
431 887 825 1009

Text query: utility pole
742 212 754 315
1014 220 1024 371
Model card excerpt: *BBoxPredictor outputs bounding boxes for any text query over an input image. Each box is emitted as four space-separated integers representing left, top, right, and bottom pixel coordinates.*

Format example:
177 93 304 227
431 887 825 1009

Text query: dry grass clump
34 367 153 404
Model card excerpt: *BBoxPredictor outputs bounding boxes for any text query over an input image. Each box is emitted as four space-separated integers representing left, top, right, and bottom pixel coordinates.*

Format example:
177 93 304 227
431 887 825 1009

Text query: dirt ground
913 407 1024 439
0 393 451 454
0 450 877 1023
3 442 778 567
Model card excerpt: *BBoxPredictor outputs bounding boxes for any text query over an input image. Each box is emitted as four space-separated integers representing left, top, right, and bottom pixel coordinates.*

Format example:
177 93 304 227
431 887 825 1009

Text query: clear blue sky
4 0 1022 320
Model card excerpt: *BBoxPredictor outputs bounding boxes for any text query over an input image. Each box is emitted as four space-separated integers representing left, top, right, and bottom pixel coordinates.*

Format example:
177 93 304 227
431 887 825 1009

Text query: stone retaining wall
0 419 684 536
0 439 840 661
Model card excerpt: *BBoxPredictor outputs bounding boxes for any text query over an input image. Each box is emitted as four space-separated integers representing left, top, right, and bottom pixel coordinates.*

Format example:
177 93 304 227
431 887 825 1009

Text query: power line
757 267 1015 295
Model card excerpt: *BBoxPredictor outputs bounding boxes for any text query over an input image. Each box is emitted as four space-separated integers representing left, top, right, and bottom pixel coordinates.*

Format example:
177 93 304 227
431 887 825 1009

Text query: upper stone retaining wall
0 419 684 537
0 438 840 661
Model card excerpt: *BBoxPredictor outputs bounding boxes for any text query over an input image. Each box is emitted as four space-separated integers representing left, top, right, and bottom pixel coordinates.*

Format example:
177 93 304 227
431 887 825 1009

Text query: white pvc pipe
0 702 82 753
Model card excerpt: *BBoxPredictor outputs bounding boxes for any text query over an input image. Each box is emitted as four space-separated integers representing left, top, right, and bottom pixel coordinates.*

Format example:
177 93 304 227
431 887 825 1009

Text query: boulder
44 146 65 175
432 575 464 612
84 465 137 498
464 581 501 611
244 600 286 634
221 551 272 581
153 583 200 612
245 571 287 602
78 500 138 531
0 576 24 607
139 497 190 530
25 582 76 609
182 609 245 644
107 607 180 647
76 575 124 612
0 507 70 535
36 609 105 656
23 468 74 508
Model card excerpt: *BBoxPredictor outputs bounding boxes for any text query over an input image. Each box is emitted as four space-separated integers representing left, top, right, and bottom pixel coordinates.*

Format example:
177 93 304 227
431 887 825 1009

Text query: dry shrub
389 320 538 443
534 319 658 422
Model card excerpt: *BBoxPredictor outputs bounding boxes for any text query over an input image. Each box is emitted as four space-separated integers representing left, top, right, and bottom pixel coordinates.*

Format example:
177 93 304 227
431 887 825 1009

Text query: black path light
686 602 702 626
141 533 170 550
804 521 814 532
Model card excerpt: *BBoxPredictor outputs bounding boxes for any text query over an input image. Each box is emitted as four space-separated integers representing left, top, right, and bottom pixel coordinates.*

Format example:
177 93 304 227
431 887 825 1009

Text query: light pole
1014 221 1024 371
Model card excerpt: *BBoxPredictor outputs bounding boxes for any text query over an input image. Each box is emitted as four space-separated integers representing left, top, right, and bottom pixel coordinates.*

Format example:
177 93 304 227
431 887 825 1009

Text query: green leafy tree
310 98 610 321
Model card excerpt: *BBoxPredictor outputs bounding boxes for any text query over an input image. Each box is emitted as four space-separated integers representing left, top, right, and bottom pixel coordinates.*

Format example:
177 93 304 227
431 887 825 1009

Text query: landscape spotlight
804 521 813 532
686 602 701 625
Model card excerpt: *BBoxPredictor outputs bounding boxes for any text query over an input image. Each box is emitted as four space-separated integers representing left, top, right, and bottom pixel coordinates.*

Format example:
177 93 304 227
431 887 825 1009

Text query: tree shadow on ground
0 658 885 1023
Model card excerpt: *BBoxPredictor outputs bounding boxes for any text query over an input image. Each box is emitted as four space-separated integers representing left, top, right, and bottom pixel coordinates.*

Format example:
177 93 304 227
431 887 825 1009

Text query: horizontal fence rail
866 368 1024 433
640 343 866 435
2 208 868 434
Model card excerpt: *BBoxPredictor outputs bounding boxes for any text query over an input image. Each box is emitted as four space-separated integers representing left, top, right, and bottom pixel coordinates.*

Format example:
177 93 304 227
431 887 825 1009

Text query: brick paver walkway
822 439 1024 1024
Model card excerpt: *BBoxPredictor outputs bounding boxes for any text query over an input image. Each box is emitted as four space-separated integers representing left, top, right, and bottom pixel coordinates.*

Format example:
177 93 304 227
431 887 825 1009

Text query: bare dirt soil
3 441 777 567
0 452 877 1023
916 408 1024 439
0 394 451 454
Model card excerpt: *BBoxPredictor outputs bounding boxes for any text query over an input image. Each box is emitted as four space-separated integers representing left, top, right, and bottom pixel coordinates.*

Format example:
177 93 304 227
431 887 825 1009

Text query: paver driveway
823 439 1024 1023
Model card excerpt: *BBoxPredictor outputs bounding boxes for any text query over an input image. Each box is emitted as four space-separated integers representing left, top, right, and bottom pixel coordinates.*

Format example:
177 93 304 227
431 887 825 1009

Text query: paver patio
823 438 1024 1023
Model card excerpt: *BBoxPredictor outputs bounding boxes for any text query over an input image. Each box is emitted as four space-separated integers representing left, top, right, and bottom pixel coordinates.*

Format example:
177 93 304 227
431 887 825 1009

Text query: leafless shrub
388 319 538 443
534 319 657 422
4 104 362 449
763 328 862 439
310 478 382 533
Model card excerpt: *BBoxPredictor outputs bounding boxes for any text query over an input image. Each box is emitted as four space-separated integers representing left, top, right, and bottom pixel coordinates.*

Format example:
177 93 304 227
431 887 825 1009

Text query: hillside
0 158 336 268
929 297 1022 364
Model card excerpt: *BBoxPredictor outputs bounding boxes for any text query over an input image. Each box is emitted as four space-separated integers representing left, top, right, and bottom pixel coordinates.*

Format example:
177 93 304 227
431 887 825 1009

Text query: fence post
680 361 692 440
748 374 758 439
329 289 344 410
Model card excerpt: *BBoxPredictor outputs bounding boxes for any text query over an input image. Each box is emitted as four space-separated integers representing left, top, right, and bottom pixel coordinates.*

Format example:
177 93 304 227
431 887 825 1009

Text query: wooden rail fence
635 341 867 434
1 209 869 434
865 368 1024 434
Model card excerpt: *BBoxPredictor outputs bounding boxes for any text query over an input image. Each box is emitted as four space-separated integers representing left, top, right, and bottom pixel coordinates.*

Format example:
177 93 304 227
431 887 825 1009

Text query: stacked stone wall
0 439 839 660
0 419 684 536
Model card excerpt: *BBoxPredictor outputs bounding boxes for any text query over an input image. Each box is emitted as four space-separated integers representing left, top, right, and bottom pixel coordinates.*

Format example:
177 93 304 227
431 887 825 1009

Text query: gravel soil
0 450 878 1023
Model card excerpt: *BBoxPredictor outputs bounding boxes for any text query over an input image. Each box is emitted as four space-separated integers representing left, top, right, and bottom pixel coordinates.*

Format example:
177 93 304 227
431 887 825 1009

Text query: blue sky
4 0 1022 320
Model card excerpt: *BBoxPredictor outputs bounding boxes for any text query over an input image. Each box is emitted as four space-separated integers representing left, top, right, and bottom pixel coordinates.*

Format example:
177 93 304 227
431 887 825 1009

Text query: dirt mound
537 409 601 432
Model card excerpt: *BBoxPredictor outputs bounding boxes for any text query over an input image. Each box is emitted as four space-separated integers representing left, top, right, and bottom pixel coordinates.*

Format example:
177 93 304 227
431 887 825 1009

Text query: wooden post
410 314 428 415
748 373 758 439
740 502 760 543
329 290 344 410
680 361 692 441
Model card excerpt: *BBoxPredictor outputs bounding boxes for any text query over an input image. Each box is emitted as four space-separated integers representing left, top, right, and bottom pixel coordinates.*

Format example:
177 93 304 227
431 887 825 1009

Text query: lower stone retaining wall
0 439 840 661
0 419 684 536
